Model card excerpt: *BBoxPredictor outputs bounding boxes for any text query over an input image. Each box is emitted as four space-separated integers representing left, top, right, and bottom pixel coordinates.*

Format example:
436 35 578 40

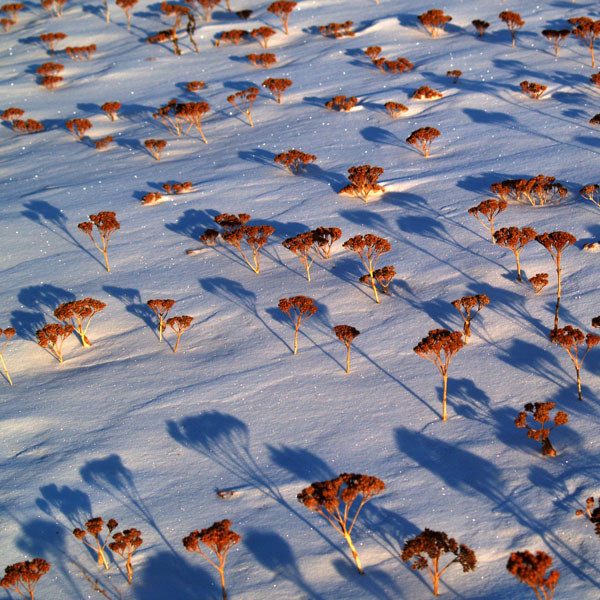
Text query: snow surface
1 0 600 598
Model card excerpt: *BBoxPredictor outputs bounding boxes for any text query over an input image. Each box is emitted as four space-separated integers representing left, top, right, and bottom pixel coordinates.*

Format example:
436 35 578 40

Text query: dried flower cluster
491 175 567 206
246 52 276 68
451 294 489 343
520 80 547 100
227 86 259 127
339 165 385 202
529 273 549 294
569 17 600 68
166 315 194 352
412 86 442 100
66 118 92 140
73 517 118 569
507 550 560 599
468 198 507 243
65 44 97 60
515 402 568 456
493 226 537 282
186 80 205 92
101 101 121 121
39 31 67 53
54 298 106 347
267 0 296 35
109 528 143 584
163 181 192 194
250 26 274 48
78 211 120 272
499 10 525 47
580 184 600 207
144 138 167 160
542 29 570 56
36 323 73 362
1 558 50 600
318 21 354 38
154 99 211 142
261 77 292 103
325 95 358 111
359 265 395 296
471 19 489 37
406 127 440 157
447 69 462 83
278 296 317 354
147 299 175 342
364 47 413 73
418 9 452 37
274 149 316 174
333 325 360 373
94 135 113 150
384 101 408 119
282 226 341 280
343 234 391 303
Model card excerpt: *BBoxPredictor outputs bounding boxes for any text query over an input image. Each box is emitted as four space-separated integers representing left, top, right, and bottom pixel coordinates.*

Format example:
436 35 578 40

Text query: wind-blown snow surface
1 0 600 597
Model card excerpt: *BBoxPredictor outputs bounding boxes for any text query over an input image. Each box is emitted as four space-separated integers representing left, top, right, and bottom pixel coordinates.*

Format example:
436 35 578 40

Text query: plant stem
515 251 521 282
343 532 363 574
442 373 448 421
369 272 380 304
346 345 350 374
0 355 13 385
554 264 561 330
576 366 582 401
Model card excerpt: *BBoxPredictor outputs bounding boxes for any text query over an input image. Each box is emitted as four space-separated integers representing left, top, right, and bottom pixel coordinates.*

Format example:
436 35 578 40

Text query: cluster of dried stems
493 226 537 282
569 17 600 68
576 497 600 537
451 294 489 343
402 529 476 596
515 402 568 456
267 0 296 35
468 198 507 243
520 80 547 100
507 550 560 600
40 74 63 89
100 102 121 122
246 52 276 68
318 21 354 38
66 118 92 139
590 114 600 127
298 473 385 573
343 234 391 303
227 86 259 127
147 299 175 342
262 77 292 103
333 325 360 373
471 19 489 37
499 10 525 47
418 9 452 37
2 107 44 134
183 520 241 600
491 175 567 206
35 61 63 76
109 528 143 585
144 138 167 160
339 165 385 202
447 69 462 83
36 323 73 362
186 80 205 92
542 29 570 56
406 127 440 157
364 47 413 73
384 101 408 119
274 149 316 173
250 26 275 48
94 135 113 150
39 31 67 53
166 315 194 352
1 2 24 24
154 99 210 142
358 265 395 297
141 192 164 205
591 73 600 88
163 181 192 194
412 86 443 100
73 518 118 570
325 95 357 111
78 211 120 272
278 296 317 354
116 0 137 29
216 28 248 46
146 28 181 55
529 273 549 294
1 558 50 600
282 226 341 280
580 184 600 207
65 44 96 60
0 327 15 386
54 298 106 347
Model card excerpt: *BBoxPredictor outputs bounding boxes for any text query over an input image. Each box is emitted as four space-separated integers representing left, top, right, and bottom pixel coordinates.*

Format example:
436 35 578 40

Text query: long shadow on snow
35 484 93 529
102 285 157 333
245 529 326 600
166 411 351 564
360 126 403 148
165 208 220 241
80 454 179 556
333 558 404 599
267 444 335 483
17 284 75 316
10 310 46 341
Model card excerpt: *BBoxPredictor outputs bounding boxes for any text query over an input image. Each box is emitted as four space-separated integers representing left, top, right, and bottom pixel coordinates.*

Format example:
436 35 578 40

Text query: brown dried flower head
418 9 452 37
472 19 489 36
412 86 442 100
250 26 274 48
339 165 385 202
325 95 358 111
520 80 547 100
406 127 440 157
384 101 408 119
507 550 560 596
318 20 354 38
261 77 292 103
274 149 316 174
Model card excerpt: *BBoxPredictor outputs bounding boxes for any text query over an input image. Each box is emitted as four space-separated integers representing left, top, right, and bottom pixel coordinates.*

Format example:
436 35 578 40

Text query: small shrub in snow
0 3 23 22
318 21 354 38
78 211 120 273
186 80 205 92
141 192 164 206
146 28 181 54
549 326 600 401
167 315 194 352
36 323 73 362
471 19 489 37
359 265 395 296
40 75 63 89
591 73 600 88
94 135 113 150
529 273 549 294
14 118 44 134
35 62 64 76
493 226 537 282
282 233 318 281
339 165 385 202
40 0 65 15
401 529 476 596
262 77 292 103
144 138 167 160
1 107 24 125
385 101 408 118
520 81 547 100
246 52 276 68
101 101 121 121
267 0 296 35
298 473 385 574
535 231 576 329
447 69 462 83
0 558 50 600
406 127 440 157
412 86 442 100
490 175 567 206
580 184 600 207
39 31 67 53
569 17 600 68
590 114 600 127
147 299 175 342
274 149 316 173
333 325 360 373
575 497 600 537
499 10 525 47
418 9 452 37
0 327 15 386
250 26 274 48
507 550 560 598
66 118 92 140
325 95 358 111
468 198 507 244
54 298 106 348
541 29 570 56
160 1 190 27
1 17 14 30
183 520 241 600
116 0 137 29
198 0 220 22
163 181 192 194
451 294 489 343
515 402 568 456
65 44 97 60
227 87 259 127
109 528 143 585
73 518 118 569
343 234 391 303
278 296 317 354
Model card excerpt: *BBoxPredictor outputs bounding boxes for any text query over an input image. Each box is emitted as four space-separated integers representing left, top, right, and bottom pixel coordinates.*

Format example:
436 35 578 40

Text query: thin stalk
293 325 299 355
515 251 522 282
576 366 582 401
346 344 350 374
126 557 133 585
0 354 13 385
343 532 363 574
173 331 182 353
554 263 561 329
369 272 380 304
442 373 448 421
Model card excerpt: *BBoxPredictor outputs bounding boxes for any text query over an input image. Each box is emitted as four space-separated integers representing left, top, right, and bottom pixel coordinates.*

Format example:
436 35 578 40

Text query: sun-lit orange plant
246 52 276 68
418 9 452 37
78 211 120 273
73 518 118 570
0 327 15 386
109 528 142 585
471 19 489 37
147 299 175 342
39 31 67 53
520 81 547 100
412 86 442 100
274 149 316 173
493 226 537 282
227 87 259 127
499 10 525 47
167 315 194 352
262 77 292 103
101 102 121 120
333 325 360 373
54 298 106 347
569 17 600 68
507 551 560 600
318 21 354 38
66 118 92 140
451 294 489 343
1 558 50 600
468 198 507 243
339 165 385 202
406 127 440 157
385 101 408 119
343 234 391 303
325 95 357 111
278 296 317 354
542 29 570 56
250 26 274 47
36 323 73 363
144 138 167 160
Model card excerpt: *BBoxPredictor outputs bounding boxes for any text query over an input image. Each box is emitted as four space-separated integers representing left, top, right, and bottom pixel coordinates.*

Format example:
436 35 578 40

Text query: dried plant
186 80 205 92
161 0 190 27
163 181 192 194
41 0 66 17
499 10 525 47
549 326 600 401
147 299 175 342
542 29 570 56
406 127 440 157
318 21 354 38
451 294 489 343
412 86 442 100
278 296 317 354
418 9 452 37
39 31 67 53
250 26 274 48
236 9 251 19
78 211 120 273
591 73 600 88
246 52 276 68
1 2 23 22
490 175 567 206
313 226 342 259
402 529 476 596
227 87 259 127
35 62 64 76
385 101 408 119
144 138 167 160
167 315 193 352
54 298 106 347
471 19 489 37
274 149 316 174
298 473 385 574
36 323 73 363
333 325 360 373
325 95 358 111
468 199 507 243
216 28 248 46
343 234 391 303
101 102 123 122
364 46 381 60
73 518 118 570
66 118 92 140
14 119 44 134
414 329 464 422
116 0 137 28
183 520 241 600
535 231 577 328
262 77 292 103
146 28 181 54
575 497 600 537
580 184 600 207
281 230 325 281
141 192 165 206
515 402 568 456
153 100 210 142
520 81 547 100
493 226 537 282
1 107 24 125
447 69 462 84
0 327 15 386
507 550 560 599
65 44 97 60
366 50 413 74
1 558 50 600
569 17 600 68
590 114 600 127
109 528 142 585
1 16 14 30
199 228 219 246
339 165 385 202
360 265 395 296
267 0 295 35
40 75 62 89
198 0 219 21
94 135 113 151
529 273 549 294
